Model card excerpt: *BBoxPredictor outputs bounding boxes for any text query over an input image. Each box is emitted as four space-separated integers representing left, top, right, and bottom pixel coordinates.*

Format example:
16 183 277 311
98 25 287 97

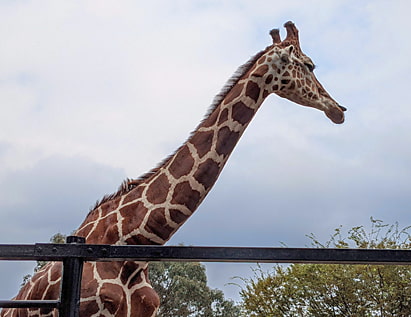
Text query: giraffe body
1 22 345 317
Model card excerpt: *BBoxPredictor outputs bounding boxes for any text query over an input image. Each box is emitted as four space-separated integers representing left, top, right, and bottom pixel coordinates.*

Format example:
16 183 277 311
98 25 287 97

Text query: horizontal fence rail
2 238 411 317
1 243 411 264
0 300 59 309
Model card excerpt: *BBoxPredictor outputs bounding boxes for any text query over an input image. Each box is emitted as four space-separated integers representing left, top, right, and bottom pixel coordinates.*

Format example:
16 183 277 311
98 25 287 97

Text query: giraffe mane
90 48 268 212
205 48 267 120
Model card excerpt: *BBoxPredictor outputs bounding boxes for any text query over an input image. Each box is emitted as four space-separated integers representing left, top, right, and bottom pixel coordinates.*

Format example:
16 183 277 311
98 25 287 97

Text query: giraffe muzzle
324 103 346 124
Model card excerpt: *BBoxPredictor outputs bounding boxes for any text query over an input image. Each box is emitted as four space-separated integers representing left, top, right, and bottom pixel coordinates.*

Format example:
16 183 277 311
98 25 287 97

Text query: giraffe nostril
338 105 347 112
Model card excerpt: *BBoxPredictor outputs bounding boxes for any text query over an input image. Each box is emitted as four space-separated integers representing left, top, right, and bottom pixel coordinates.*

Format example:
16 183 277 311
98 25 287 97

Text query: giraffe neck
77 59 270 245
165 74 267 209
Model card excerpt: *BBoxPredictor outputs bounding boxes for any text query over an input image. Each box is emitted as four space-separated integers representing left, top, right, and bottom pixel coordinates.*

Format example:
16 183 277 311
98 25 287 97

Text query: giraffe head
252 21 346 124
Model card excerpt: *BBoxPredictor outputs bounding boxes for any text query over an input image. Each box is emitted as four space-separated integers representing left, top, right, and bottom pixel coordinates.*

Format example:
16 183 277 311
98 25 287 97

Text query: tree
239 218 411 317
149 261 241 317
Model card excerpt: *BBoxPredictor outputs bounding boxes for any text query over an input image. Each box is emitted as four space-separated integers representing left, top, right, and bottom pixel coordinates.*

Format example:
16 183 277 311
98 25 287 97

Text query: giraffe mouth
325 105 346 124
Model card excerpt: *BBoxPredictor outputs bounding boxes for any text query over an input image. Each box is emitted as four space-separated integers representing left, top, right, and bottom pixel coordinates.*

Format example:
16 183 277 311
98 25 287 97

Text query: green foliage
149 261 240 317
239 218 411 317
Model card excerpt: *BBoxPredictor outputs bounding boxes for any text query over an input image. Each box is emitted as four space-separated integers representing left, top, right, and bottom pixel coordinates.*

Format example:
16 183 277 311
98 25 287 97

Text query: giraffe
1 21 346 317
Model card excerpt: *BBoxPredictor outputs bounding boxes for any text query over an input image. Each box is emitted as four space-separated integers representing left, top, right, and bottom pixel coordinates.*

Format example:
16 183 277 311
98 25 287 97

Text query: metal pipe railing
2 236 411 316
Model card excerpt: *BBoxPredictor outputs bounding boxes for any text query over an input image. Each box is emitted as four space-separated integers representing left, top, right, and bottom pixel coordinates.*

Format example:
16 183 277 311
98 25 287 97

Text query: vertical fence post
59 236 85 317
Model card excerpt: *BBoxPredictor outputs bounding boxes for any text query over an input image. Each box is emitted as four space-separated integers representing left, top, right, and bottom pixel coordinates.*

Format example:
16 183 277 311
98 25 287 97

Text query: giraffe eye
304 62 315 72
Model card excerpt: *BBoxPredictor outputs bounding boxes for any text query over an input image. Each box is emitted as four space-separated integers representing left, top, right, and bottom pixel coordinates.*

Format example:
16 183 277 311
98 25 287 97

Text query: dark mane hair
91 48 267 211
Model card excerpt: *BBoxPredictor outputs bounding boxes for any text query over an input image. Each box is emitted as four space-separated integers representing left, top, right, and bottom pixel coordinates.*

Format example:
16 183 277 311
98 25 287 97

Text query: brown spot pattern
80 300 100 316
190 130 214 158
97 262 122 280
123 185 144 204
100 283 126 315
125 234 158 245
252 65 269 77
171 181 200 211
84 209 101 224
193 159 220 190
145 208 174 240
202 108 218 127
257 55 266 64
101 197 121 215
170 208 188 224
83 213 119 243
102 223 120 244
169 145 194 179
218 108 229 125
224 83 244 104
245 81 260 102
81 278 99 298
146 173 170 204
120 201 148 236
129 268 145 287
130 287 160 316
216 126 240 157
232 101 255 125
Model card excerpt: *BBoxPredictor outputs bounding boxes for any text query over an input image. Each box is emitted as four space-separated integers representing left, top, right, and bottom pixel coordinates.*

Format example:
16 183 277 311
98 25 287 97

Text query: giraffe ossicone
1 21 346 317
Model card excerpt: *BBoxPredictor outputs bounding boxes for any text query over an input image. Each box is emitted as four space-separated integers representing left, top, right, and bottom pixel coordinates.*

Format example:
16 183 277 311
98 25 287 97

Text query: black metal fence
2 235 411 317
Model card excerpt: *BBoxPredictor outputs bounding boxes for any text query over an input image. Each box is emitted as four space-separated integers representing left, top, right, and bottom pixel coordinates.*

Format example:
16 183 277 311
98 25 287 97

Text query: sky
1 0 411 304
